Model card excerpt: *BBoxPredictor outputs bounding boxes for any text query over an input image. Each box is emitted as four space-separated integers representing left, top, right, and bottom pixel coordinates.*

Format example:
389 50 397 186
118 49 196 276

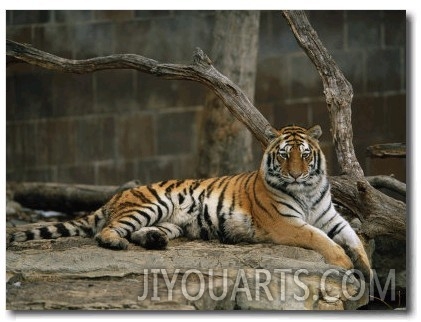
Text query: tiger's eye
279 150 289 159
302 151 311 158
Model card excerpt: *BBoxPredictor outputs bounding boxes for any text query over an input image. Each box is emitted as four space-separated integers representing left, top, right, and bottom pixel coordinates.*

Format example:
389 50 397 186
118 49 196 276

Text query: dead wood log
329 176 405 240
6 181 140 213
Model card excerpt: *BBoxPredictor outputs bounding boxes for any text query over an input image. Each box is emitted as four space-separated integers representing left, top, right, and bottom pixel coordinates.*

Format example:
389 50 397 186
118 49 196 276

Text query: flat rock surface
6 224 368 310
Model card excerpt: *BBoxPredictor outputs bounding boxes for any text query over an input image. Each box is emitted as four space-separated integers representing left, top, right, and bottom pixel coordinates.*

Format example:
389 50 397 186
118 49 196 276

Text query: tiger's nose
289 170 302 179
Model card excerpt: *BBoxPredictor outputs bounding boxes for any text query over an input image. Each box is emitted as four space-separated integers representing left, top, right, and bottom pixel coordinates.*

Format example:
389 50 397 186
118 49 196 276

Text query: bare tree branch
282 11 364 178
6 39 277 147
366 143 406 158
366 175 406 197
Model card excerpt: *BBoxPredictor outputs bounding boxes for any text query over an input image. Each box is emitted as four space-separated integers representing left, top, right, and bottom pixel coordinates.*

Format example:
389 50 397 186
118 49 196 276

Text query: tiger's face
262 125 325 188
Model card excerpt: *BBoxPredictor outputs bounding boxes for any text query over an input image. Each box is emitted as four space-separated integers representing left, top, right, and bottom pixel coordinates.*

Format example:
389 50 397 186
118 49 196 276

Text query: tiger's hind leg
95 226 130 250
94 208 154 250
130 222 183 250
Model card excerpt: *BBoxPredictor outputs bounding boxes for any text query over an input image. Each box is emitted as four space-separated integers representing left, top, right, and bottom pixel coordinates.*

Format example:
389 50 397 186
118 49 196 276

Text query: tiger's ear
265 126 280 142
307 125 322 140
261 127 280 150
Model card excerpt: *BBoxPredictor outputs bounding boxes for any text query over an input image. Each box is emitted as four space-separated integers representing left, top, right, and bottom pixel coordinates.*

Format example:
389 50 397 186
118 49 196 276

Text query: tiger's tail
7 208 106 245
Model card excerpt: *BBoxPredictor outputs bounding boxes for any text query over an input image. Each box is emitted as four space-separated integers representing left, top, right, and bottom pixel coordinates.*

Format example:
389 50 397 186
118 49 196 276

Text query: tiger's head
261 125 326 189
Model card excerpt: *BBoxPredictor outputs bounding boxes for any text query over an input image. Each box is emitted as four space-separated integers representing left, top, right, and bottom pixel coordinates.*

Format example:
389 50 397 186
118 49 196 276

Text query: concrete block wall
6 10 406 185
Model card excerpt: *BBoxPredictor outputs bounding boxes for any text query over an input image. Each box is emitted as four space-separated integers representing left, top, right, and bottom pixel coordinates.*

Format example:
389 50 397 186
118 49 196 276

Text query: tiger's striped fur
8 125 371 280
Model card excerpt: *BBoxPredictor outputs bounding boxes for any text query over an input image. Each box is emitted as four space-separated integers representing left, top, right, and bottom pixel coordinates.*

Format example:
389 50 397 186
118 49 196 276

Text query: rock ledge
7 225 368 310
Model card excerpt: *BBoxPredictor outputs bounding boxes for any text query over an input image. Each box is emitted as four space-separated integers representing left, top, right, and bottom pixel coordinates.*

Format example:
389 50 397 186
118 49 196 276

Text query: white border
2 1 418 321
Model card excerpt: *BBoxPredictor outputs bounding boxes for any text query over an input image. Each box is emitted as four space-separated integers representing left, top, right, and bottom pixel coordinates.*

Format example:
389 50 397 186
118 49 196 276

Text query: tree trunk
196 11 260 177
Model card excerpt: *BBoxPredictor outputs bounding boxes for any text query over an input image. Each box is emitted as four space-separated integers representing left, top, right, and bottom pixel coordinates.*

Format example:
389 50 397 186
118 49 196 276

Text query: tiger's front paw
326 245 354 270
344 243 372 282
331 254 353 271
352 254 372 282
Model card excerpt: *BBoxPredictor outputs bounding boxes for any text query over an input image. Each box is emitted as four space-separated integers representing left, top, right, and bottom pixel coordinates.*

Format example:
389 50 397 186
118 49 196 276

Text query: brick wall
6 10 406 185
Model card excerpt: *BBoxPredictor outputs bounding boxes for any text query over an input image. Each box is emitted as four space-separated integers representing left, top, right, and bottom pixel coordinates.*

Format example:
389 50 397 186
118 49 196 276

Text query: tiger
8 125 371 281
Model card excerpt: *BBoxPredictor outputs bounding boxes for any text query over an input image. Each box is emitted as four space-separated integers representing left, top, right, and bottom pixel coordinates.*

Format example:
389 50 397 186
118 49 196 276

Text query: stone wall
6 10 406 185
